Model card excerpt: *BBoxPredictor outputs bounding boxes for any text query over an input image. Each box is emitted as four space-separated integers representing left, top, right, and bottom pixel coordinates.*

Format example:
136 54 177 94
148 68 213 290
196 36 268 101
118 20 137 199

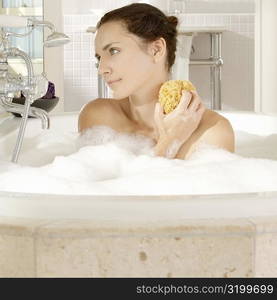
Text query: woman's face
94 21 165 99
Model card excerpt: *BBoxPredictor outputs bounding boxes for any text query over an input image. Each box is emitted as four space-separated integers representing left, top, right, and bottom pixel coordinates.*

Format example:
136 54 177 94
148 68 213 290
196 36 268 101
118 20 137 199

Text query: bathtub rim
1 189 277 220
3 109 277 121
48 110 277 117
1 189 277 202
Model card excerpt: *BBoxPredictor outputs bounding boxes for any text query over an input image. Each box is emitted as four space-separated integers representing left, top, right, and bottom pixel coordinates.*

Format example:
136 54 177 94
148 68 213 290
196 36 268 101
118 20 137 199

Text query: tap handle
0 15 28 28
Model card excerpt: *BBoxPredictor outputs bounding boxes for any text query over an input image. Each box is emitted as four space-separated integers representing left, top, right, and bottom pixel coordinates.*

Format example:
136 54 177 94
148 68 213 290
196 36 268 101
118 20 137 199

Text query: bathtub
0 110 277 277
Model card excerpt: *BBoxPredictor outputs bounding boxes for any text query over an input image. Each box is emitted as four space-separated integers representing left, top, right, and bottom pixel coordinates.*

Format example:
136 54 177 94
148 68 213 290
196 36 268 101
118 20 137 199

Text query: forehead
95 21 141 50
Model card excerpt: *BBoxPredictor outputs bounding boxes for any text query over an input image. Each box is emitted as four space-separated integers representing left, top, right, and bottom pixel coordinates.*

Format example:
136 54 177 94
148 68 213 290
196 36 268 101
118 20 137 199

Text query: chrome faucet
0 96 49 130
0 16 70 163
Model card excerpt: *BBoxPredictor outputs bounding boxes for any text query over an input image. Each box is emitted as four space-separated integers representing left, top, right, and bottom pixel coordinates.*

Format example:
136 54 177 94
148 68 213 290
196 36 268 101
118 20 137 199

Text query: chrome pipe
98 75 109 98
211 33 216 110
7 47 34 88
216 33 223 110
1 97 49 129
189 58 223 66
4 47 35 162
11 96 31 162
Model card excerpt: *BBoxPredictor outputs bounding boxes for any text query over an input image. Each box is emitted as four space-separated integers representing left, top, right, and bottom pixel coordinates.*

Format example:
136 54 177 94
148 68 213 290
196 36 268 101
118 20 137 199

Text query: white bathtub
1 110 277 278
0 110 277 220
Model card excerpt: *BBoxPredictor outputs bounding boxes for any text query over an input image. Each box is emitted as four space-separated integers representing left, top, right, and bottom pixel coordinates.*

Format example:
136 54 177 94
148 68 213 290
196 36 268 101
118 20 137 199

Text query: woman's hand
153 89 206 158
154 89 206 142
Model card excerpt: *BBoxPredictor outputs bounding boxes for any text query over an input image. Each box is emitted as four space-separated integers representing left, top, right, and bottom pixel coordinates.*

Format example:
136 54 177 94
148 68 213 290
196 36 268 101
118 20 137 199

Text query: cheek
112 52 154 98
124 54 154 84
132 53 153 74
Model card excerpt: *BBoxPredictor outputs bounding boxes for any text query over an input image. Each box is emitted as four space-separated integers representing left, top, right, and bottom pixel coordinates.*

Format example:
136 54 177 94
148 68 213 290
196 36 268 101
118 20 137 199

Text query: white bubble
0 126 277 195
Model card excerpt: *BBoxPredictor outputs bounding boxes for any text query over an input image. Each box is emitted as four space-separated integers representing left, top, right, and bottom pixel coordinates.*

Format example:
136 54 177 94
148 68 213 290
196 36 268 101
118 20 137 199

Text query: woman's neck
128 74 169 131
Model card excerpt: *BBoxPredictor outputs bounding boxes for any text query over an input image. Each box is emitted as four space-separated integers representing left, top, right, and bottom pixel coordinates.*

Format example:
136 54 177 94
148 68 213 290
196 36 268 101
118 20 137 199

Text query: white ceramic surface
0 110 277 220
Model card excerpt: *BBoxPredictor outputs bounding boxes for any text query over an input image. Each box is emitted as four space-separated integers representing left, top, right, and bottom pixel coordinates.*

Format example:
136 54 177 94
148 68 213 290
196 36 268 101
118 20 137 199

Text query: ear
150 38 167 63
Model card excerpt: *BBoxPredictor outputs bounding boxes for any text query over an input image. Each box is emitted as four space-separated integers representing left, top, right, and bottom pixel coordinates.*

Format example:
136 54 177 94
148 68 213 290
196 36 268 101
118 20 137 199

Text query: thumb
154 103 165 136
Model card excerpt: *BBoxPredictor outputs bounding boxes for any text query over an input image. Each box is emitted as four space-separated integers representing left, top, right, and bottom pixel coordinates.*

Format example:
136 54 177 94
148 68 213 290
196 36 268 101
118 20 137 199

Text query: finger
176 90 192 111
188 96 201 113
196 102 206 115
154 103 165 135
154 102 164 120
154 102 160 124
188 90 203 111
191 89 198 96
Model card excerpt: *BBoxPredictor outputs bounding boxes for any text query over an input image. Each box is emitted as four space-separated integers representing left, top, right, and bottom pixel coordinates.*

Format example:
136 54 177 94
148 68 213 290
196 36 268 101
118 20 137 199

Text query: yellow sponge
158 80 196 114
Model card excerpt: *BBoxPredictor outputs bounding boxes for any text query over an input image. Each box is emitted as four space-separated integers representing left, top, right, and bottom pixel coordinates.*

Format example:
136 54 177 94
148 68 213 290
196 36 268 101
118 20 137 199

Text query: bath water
0 125 277 195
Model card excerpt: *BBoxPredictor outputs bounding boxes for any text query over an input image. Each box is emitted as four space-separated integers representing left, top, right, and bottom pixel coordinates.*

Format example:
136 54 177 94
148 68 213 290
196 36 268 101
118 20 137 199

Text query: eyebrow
95 42 120 58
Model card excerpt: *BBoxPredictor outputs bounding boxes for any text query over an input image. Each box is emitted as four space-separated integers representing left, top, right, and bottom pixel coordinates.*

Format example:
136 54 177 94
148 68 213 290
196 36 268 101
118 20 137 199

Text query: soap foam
0 126 277 195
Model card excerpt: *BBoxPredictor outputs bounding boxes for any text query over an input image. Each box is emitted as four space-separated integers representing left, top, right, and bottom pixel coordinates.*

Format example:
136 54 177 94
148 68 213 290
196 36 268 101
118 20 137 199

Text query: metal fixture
190 31 224 110
0 15 70 163
30 19 71 47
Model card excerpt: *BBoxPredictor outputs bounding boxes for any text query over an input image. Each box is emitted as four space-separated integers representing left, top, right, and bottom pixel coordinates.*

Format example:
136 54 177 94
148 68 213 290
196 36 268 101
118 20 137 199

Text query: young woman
78 3 234 159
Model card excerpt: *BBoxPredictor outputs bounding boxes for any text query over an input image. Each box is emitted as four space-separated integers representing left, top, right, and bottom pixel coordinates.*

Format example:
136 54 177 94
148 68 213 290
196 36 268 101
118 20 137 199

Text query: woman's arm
176 116 235 159
153 90 234 159
153 89 206 158
154 114 235 159
154 136 183 158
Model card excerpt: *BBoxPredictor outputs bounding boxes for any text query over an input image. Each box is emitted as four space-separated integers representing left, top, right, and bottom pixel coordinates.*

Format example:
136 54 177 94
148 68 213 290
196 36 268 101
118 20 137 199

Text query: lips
107 79 121 85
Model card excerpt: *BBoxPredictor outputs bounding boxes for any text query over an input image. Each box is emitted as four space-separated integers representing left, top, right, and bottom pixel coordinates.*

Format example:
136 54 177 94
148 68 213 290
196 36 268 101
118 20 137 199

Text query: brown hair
96 3 178 71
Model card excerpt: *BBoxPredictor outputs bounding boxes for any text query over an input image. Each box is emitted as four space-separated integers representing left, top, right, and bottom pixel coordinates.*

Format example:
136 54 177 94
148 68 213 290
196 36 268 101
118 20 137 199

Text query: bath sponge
158 80 196 114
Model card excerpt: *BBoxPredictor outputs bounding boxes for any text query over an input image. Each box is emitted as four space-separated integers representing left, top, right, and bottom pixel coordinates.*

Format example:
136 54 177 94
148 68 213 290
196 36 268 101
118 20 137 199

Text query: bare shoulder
202 109 234 137
176 109 235 159
78 98 118 133
196 109 235 152
201 109 231 127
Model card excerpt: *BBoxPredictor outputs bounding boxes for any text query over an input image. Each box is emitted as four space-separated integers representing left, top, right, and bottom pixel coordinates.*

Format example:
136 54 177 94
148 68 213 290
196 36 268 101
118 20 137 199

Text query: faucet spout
32 108 50 130
0 96 49 129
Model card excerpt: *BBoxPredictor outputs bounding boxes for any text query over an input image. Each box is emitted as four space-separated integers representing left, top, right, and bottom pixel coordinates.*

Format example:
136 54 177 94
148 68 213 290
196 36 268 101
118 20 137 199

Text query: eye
109 48 119 55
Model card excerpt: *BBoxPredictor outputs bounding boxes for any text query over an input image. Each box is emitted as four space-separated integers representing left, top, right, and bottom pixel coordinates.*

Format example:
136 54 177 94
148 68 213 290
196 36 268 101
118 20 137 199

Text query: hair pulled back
96 3 178 71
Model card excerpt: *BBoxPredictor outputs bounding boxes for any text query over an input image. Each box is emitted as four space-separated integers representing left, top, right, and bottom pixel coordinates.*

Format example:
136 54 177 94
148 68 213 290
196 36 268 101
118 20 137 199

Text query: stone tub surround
1 216 277 277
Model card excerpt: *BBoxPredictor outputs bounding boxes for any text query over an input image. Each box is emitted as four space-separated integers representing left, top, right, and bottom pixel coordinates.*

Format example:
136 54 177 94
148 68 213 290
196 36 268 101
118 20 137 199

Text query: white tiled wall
63 0 130 14
182 0 255 14
63 0 255 112
63 14 98 111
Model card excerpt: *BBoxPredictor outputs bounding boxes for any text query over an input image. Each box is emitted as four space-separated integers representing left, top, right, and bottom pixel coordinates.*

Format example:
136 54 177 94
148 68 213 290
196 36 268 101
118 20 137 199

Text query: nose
98 59 111 77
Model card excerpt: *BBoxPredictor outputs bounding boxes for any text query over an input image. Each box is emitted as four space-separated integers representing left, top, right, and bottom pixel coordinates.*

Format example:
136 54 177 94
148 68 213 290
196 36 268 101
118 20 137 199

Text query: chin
110 79 142 99
112 88 132 100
